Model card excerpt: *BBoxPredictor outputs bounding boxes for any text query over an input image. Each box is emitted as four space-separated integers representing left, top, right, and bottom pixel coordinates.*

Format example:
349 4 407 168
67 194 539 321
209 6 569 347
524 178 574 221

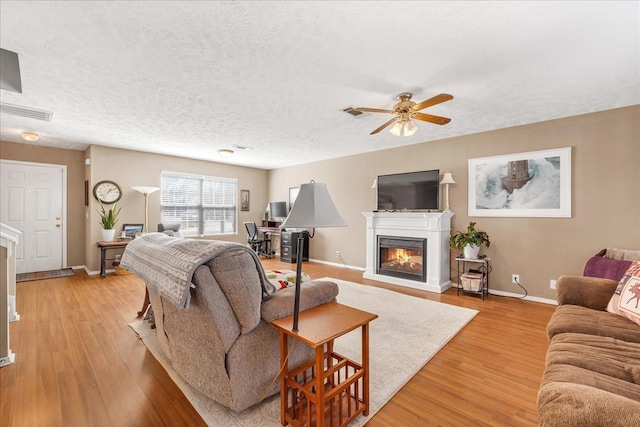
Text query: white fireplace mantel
362 211 454 293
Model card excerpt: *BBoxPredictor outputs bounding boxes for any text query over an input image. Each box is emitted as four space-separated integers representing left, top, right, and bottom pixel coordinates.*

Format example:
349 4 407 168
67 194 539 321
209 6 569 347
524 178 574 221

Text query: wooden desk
257 226 281 236
270 302 378 427
96 240 129 278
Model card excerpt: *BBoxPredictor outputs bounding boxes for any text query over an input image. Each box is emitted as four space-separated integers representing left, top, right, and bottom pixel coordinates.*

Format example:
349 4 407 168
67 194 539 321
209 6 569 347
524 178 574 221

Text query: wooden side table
270 302 378 427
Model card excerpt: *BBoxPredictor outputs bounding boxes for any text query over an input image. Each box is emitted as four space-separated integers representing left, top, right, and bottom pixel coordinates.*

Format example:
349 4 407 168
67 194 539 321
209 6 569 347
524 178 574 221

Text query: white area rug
129 278 478 426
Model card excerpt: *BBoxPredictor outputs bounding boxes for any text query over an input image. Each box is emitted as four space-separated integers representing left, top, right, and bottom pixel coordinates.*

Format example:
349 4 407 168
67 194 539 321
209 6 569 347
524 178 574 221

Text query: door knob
56 216 61 220
56 224 61 228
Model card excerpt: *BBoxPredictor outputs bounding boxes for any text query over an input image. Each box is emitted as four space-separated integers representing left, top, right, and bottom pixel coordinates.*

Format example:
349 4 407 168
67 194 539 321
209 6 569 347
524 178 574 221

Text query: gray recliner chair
157 222 182 237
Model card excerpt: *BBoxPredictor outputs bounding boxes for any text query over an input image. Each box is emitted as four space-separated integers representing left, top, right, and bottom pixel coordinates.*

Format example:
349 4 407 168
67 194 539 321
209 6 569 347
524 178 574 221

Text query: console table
270 302 378 427
97 241 129 278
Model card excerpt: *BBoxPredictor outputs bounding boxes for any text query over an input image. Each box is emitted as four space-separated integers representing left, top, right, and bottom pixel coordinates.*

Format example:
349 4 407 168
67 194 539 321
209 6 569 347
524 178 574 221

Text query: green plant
97 202 122 230
449 221 491 251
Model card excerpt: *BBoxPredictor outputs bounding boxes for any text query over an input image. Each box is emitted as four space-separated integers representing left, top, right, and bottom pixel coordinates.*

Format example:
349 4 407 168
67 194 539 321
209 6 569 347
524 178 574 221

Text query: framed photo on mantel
468 147 572 218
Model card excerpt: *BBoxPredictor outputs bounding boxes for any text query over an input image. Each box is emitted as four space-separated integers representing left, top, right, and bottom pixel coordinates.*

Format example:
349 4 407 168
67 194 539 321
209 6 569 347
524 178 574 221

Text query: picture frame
240 189 250 211
289 187 300 212
468 147 571 218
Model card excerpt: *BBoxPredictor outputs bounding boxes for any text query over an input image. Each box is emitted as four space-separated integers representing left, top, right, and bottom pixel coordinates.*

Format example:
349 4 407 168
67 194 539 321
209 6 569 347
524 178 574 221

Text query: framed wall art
240 190 250 211
468 147 571 218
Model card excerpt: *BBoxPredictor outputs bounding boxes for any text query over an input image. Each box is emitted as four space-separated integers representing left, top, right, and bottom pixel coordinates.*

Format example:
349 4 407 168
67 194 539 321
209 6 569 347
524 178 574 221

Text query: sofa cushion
584 255 632 281
538 382 640 427
541 358 640 404
192 265 241 352
547 304 640 343
206 249 266 334
545 333 640 387
605 248 640 262
607 261 640 327
261 280 340 323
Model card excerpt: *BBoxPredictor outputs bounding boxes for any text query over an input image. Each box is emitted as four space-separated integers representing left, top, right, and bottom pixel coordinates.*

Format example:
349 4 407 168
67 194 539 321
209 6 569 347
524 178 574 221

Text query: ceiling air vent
341 106 364 117
0 102 53 122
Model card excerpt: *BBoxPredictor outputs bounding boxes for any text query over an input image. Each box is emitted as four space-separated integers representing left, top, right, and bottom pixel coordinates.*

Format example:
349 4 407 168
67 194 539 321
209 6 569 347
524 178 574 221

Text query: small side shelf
455 256 491 300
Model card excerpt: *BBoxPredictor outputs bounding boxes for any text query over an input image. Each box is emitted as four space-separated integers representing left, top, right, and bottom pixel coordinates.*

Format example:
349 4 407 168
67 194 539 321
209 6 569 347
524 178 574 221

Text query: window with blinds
160 172 238 236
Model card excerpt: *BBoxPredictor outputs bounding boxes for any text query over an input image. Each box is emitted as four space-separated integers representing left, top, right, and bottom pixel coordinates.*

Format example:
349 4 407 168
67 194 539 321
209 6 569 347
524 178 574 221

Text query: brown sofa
537 275 640 426
124 236 340 412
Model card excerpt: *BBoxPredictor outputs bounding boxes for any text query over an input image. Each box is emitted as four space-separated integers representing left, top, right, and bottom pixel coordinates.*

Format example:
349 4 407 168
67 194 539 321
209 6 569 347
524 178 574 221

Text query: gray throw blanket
121 233 275 308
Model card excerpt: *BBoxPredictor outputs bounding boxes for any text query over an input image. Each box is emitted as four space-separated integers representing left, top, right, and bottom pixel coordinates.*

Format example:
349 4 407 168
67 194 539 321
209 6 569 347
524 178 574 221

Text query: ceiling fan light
404 120 418 136
389 122 403 136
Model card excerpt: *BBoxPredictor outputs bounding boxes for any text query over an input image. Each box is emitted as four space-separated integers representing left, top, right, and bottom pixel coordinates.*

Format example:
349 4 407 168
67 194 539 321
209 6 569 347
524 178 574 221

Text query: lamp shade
132 186 160 195
281 182 347 229
439 173 456 185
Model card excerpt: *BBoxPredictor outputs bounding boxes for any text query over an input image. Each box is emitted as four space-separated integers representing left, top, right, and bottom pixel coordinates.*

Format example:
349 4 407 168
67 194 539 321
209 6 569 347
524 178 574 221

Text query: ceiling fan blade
412 112 451 125
354 107 394 114
411 94 453 112
370 117 399 135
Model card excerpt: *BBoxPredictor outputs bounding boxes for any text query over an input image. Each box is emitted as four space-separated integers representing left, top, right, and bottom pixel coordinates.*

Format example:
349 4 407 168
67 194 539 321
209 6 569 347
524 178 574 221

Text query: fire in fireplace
377 236 427 282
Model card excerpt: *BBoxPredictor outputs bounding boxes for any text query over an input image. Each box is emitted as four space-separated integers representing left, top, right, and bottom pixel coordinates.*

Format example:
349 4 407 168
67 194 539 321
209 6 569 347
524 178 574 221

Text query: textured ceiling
0 1 638 170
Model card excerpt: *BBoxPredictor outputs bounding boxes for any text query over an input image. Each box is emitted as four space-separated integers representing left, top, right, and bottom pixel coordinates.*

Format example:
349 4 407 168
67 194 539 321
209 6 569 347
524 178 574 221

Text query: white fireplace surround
362 211 454 293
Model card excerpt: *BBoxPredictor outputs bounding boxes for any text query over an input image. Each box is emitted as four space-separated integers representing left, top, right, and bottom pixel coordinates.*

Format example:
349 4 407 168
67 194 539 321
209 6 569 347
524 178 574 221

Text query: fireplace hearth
378 236 427 282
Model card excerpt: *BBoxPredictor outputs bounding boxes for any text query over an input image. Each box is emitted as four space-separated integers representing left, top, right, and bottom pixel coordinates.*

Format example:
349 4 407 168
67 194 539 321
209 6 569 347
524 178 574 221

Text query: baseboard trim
309 258 365 271
81 266 111 276
489 289 557 305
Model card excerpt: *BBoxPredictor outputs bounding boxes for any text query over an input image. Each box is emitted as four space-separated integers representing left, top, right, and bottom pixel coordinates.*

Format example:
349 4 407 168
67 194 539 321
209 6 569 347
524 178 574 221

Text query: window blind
160 171 237 236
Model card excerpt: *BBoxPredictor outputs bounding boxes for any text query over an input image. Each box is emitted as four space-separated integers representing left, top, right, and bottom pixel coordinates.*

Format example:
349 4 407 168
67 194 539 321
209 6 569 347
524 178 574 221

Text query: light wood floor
1 258 556 426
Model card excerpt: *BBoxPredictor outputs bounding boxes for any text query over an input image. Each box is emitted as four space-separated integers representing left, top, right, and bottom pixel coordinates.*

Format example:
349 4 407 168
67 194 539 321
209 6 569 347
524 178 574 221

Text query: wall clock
93 180 122 204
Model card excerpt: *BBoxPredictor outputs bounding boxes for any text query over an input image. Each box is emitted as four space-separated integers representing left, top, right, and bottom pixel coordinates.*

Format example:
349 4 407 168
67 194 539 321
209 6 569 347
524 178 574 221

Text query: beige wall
269 105 640 300
0 140 86 267
2 105 638 297
86 145 269 272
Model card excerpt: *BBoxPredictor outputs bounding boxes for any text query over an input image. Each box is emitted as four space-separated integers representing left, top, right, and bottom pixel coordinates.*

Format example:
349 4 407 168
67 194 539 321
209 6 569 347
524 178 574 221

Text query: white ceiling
0 1 638 170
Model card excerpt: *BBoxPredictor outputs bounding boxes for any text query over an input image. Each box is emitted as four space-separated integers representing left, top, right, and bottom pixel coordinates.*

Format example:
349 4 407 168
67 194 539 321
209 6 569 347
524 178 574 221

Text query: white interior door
0 160 65 274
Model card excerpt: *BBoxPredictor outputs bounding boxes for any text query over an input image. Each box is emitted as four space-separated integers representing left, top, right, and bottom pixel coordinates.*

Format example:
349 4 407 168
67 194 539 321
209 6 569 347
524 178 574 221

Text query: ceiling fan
354 92 453 136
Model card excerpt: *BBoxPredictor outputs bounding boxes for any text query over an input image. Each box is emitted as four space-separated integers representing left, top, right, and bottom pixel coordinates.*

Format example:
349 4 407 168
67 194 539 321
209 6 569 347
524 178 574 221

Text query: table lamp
132 186 160 234
439 172 456 213
280 181 347 331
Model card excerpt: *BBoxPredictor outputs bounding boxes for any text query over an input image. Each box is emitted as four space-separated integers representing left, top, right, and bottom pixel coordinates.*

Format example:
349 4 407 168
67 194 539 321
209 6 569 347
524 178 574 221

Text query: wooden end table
270 302 378 427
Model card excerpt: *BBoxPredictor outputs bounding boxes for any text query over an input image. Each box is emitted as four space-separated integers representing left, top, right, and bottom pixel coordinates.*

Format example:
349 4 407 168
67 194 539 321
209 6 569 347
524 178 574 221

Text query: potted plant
449 221 490 259
98 201 122 242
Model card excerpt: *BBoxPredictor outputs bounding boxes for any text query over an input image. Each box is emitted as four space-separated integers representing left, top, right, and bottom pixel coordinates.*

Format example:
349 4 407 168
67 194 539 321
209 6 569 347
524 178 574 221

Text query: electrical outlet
550 279 557 289
512 274 520 284
335 250 340 258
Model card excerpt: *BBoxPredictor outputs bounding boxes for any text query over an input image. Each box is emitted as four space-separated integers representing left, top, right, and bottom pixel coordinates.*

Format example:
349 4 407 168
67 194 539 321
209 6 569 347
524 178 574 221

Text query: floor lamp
439 173 456 213
280 181 347 332
132 186 160 234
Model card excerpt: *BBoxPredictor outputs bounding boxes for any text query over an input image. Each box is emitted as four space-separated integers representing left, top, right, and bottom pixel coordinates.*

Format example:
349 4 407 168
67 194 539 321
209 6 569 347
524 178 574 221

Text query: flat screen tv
377 169 440 211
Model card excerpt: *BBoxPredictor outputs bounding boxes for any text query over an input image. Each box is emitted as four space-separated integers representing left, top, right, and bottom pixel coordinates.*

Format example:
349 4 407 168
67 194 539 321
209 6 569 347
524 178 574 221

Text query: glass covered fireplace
377 236 427 282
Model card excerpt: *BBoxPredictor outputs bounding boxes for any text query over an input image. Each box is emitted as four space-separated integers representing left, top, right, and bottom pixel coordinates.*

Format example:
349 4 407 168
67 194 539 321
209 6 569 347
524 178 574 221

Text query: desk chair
244 222 272 258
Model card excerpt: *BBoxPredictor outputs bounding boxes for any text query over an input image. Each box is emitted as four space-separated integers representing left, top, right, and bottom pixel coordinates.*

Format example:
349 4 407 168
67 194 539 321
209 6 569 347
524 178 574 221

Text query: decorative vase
463 244 480 259
101 228 116 242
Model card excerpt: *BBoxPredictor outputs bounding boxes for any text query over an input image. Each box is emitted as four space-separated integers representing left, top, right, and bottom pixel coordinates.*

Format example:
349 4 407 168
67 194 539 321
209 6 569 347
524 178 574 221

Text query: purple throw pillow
583 256 632 281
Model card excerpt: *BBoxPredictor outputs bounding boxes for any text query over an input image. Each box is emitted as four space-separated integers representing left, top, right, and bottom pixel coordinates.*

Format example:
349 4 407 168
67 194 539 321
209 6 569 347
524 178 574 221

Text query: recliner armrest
556 275 618 310
261 280 339 322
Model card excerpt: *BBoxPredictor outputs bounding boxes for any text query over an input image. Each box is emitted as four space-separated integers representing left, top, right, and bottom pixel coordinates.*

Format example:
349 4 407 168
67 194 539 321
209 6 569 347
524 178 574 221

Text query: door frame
0 159 68 271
